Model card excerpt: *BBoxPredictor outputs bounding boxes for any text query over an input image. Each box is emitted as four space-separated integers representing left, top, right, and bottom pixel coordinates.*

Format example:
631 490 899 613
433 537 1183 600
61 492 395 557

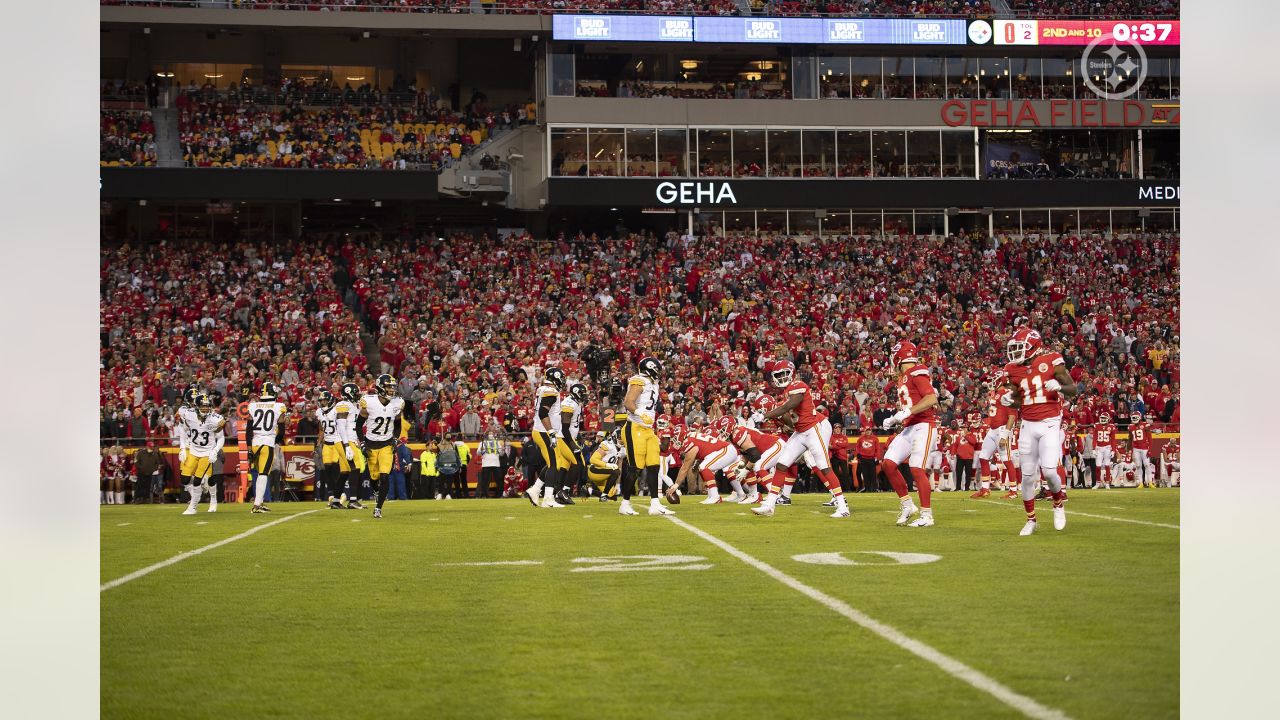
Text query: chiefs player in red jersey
1160 439 1180 487
879 340 941 527
1091 412 1117 490
753 360 849 518
722 410 785 504
1128 412 1155 488
1002 327 1078 535
673 420 742 505
974 372 1015 499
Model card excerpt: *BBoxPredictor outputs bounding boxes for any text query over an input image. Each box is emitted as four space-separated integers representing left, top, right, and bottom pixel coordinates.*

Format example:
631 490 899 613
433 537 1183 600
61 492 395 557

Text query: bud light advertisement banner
552 15 695 42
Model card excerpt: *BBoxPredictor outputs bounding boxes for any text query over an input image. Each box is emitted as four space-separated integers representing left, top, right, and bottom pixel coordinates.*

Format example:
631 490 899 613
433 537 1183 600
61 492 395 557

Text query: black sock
644 466 659 498
621 464 635 500
376 476 389 509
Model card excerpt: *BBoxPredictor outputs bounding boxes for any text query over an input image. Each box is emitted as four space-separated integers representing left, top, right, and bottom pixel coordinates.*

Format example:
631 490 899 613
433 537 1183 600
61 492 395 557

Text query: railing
101 1 1177 20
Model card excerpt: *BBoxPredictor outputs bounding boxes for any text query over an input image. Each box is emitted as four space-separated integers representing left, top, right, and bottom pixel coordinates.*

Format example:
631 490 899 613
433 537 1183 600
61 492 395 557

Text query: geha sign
942 99 1179 128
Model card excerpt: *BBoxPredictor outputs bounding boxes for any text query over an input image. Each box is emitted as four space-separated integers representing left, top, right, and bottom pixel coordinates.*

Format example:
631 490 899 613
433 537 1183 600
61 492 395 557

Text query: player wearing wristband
877 341 941 527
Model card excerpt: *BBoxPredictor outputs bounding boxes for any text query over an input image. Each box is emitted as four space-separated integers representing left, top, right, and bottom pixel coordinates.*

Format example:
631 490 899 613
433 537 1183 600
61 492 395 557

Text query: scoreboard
986 19 1180 46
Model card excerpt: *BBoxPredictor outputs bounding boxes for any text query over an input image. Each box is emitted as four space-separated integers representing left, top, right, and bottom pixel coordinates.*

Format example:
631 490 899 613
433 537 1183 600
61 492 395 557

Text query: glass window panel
883 57 912 98
625 128 656 177
851 57 882 98
819 55 850 99
1042 58 1074 100
767 130 802 178
915 57 944 99
907 130 941 178
884 210 913 236
915 212 945 237
851 212 882 237
1111 209 1142 236
993 209 1021 236
757 211 788 236
821 211 851 237
1011 58 1041 99
657 129 688 177
697 129 732 177
791 210 819 237
550 127 587 177
1145 209 1177 232
802 130 836 177
1050 209 1079 237
980 57 1010 99
1141 129 1179 180
549 51 575 97
1080 209 1111 235
1140 58 1171 99
946 57 978 98
1170 59 1180 99
587 128 624 177
1021 209 1049 236
695 211 723 238
732 129 766 177
836 130 871 178
941 130 974 178
792 52 818 99
725 211 754 235
872 130 906 177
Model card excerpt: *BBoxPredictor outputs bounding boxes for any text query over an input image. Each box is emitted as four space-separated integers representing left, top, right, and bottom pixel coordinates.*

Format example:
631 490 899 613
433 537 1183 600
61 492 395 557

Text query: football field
101 491 1179 720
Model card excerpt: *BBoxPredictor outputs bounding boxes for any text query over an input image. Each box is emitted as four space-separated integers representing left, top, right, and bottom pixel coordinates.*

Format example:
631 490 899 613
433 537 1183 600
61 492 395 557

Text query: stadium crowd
100 110 158 166
172 83 530 169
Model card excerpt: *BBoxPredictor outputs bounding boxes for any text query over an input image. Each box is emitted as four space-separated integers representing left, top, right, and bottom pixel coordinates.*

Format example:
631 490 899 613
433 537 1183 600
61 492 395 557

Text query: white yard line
101 510 319 592
663 515 1072 720
973 499 1178 529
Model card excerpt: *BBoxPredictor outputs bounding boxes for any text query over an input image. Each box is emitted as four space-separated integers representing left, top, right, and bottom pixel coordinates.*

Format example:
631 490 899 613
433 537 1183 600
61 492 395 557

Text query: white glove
549 432 559 449
999 391 1017 407
345 445 354 462
749 411 764 427
882 410 910 431
178 449 187 463
1044 379 1062 392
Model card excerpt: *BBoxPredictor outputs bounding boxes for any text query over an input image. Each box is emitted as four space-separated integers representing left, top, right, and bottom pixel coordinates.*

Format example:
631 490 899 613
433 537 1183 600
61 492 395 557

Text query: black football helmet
182 384 199 407
260 381 280 401
374 374 397 399
569 382 588 404
545 367 566 390
318 389 336 408
340 382 360 403
638 357 663 381
195 393 213 419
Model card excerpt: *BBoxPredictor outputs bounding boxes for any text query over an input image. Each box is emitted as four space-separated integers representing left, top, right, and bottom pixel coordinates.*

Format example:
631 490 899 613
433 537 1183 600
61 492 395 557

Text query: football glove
999 391 1017 407
1044 379 1062 392
178 449 187 463
345 445 354 462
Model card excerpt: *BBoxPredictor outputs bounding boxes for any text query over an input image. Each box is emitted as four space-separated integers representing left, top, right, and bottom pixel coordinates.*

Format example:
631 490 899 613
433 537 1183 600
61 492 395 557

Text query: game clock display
981 19 1180 46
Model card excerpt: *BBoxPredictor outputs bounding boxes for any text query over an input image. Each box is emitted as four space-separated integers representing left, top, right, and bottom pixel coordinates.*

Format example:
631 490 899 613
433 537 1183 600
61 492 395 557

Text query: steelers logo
1037 363 1049 373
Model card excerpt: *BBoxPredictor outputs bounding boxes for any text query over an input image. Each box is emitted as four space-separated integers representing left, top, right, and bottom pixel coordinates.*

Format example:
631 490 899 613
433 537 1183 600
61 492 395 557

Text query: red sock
1004 461 1018 486
1052 490 1066 507
1056 466 1067 484
980 459 991 480
819 467 843 497
1023 499 1036 521
880 460 909 498
766 467 787 495
1103 467 1112 485
910 467 931 508
699 469 717 491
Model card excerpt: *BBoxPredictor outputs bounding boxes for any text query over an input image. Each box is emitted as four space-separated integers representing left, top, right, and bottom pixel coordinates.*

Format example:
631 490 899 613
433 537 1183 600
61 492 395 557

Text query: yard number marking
570 555 712 572
792 551 941 566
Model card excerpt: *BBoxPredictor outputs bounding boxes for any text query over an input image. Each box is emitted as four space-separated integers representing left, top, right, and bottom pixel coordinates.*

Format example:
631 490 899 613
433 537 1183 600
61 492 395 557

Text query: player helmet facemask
375 374 397 399
638 357 662 381
319 389 336 408
195 393 213 419
260 382 280 401
1006 327 1043 365
569 382 588 404
770 360 795 388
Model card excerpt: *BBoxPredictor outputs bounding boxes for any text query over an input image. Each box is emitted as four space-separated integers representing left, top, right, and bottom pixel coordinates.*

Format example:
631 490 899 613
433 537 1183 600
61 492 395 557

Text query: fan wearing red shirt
754 360 848 518
879 340 941 528
1091 412 1117 490
1003 327 1078 536
855 427 880 492
974 372 1016 499
954 425 979 493
1128 412 1155 488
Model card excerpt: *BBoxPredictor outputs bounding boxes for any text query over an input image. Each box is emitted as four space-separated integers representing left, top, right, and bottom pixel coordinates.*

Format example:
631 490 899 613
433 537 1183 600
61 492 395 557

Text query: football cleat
524 488 540 507
618 501 639 516
251 504 270 513
373 508 382 519
556 491 576 506
830 504 851 518
348 500 365 510
207 498 217 513
739 492 760 504
648 504 675 516
895 501 919 526
1053 505 1067 531
1019 520 1038 536
541 497 565 509
777 496 792 506
328 499 344 510
751 504 776 517
1001 490 1020 499
598 495 610 503
182 506 197 516
908 514 935 528
969 489 991 499
821 498 838 507
699 495 723 505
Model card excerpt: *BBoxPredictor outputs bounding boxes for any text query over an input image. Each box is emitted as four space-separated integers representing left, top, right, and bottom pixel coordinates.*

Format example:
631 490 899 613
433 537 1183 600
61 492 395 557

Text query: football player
525 366 569 509
877 341 941 527
1160 439 1180 487
1002 327 1078 535
1129 412 1154 488
555 381 590 505
356 374 408 519
620 357 668 516
974 372 1014 499
178 393 226 515
673 421 742 506
1091 412 1116 490
246 382 288 514
753 359 848 518
724 410 785 504
317 387 359 509
588 431 624 501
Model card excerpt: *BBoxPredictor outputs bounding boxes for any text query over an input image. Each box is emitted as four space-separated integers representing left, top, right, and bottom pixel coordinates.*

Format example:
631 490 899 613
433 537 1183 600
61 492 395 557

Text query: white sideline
974 499 1179 529
663 515 1072 720
101 510 320 592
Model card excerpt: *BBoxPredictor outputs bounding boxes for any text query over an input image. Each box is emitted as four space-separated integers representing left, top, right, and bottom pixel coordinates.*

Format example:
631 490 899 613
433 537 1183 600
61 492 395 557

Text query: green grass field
101 490 1179 720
